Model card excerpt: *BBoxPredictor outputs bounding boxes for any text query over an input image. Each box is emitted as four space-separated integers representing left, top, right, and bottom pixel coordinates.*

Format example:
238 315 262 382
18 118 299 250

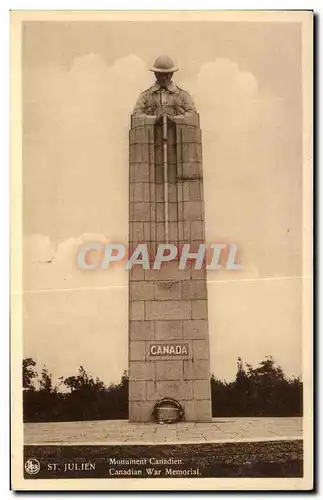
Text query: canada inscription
149 343 189 357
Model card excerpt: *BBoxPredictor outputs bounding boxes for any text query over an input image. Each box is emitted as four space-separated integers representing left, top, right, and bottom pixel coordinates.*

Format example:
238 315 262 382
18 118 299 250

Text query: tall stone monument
128 56 212 422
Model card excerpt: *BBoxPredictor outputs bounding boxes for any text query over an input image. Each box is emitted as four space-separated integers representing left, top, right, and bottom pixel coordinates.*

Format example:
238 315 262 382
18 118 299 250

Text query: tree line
22 356 302 423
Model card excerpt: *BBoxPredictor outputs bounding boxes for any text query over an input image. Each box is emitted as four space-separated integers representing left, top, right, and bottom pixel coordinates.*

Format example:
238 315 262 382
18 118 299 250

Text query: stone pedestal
128 114 212 422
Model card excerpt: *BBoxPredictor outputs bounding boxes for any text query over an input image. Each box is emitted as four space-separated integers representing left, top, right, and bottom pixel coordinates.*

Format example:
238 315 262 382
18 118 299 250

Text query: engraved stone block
145 300 191 320
149 161 155 184
130 301 145 320
131 115 156 128
168 165 177 183
184 399 211 422
154 281 182 301
142 183 150 202
181 162 201 180
131 222 144 242
155 320 183 340
129 361 155 381
129 401 156 421
193 339 209 360
130 162 150 183
131 202 151 222
132 183 143 202
168 184 177 202
130 281 154 301
134 127 149 144
156 222 165 242
129 129 136 146
129 341 146 361
169 202 178 222
129 265 145 282
145 261 190 281
155 360 183 381
183 201 202 220
169 222 178 241
192 299 208 319
190 220 204 240
186 240 205 253
132 144 143 162
142 144 149 162
146 380 193 401
190 264 206 280
195 128 202 143
183 180 201 201
155 164 164 183
181 126 197 143
129 381 147 401
193 379 211 400
143 222 151 242
183 319 208 339
156 203 165 221
182 221 191 241
129 144 136 163
130 321 154 341
183 360 210 380
182 280 207 300
182 143 202 162
177 182 183 202
155 184 164 202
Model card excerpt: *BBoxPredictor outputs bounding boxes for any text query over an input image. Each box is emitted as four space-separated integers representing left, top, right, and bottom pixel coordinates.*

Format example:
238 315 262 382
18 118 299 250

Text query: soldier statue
128 56 212 423
133 55 197 123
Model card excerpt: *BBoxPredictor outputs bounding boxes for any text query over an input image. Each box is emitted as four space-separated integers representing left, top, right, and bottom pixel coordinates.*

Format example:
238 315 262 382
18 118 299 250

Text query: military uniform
133 81 197 118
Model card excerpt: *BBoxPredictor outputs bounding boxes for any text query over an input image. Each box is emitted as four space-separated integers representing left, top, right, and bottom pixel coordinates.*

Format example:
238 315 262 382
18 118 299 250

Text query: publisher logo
25 458 40 475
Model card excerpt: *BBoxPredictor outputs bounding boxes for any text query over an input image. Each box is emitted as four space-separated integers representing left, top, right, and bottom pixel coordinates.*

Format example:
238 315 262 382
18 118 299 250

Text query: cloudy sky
22 20 303 386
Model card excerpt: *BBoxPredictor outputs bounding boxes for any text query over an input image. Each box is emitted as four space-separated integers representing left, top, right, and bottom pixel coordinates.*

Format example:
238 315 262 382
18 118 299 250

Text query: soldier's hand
156 110 174 122
156 109 165 121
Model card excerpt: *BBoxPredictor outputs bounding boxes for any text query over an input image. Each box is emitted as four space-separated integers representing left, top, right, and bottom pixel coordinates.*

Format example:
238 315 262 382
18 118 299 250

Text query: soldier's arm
174 90 198 125
132 92 148 116
132 91 157 126
182 91 197 114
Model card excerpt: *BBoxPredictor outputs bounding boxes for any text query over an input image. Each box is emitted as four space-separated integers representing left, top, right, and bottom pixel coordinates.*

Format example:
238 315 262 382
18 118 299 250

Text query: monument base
129 396 212 423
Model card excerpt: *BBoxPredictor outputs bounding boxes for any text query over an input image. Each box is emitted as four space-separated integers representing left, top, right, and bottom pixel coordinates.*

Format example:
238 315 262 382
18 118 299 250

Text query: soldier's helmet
150 55 179 73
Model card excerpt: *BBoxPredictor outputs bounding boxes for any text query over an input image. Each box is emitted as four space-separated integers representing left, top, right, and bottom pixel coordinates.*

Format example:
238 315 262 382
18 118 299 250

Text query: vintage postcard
10 10 313 491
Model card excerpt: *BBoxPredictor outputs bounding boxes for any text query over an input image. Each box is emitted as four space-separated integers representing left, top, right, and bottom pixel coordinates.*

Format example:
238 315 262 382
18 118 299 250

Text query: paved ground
24 417 302 445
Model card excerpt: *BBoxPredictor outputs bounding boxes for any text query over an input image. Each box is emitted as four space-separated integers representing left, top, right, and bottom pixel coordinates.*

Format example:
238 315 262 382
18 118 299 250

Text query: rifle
162 114 169 244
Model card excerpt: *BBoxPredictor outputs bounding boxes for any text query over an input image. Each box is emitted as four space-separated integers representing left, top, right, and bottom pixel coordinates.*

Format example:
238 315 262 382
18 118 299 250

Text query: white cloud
181 58 259 136
24 54 152 241
195 58 258 102
25 53 151 140
23 233 127 293
23 234 55 264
